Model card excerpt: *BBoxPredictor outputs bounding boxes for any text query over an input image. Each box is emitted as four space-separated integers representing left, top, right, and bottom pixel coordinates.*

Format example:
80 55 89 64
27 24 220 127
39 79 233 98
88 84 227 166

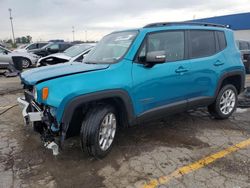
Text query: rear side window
216 31 227 50
189 30 216 59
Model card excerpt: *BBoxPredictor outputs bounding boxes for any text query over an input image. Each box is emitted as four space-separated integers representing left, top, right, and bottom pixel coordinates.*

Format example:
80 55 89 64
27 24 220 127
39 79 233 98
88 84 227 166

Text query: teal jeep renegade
18 22 245 158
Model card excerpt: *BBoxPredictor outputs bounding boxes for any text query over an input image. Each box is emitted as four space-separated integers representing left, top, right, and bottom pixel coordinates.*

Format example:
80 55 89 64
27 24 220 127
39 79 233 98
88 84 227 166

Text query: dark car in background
236 40 250 73
31 42 73 57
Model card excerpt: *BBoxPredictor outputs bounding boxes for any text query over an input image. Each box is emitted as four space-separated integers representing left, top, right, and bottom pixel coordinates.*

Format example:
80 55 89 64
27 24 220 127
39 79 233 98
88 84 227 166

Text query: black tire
246 56 250 74
80 104 117 159
208 84 238 119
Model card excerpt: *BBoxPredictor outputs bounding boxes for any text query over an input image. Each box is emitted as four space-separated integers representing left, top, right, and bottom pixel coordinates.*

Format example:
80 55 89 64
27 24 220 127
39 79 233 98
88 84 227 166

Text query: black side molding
137 100 187 124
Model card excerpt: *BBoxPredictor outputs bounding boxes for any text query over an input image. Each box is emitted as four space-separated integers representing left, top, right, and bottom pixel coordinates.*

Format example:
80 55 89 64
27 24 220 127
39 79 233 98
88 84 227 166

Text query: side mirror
146 51 166 64
4 50 9 54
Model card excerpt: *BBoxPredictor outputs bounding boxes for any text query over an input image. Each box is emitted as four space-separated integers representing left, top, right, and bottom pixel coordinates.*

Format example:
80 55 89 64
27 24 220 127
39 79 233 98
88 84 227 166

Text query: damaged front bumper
17 97 43 125
17 92 59 155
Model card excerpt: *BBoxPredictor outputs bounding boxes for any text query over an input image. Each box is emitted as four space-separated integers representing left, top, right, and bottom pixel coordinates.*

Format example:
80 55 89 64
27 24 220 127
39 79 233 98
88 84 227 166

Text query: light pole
72 26 75 42
8 8 15 45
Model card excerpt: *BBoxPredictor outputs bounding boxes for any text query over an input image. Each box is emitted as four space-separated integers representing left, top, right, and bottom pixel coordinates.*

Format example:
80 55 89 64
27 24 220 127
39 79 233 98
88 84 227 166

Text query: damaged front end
17 88 60 155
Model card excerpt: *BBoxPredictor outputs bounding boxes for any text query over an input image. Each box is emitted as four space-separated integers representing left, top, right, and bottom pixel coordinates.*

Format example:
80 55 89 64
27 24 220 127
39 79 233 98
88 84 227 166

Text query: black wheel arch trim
215 70 245 97
60 89 136 138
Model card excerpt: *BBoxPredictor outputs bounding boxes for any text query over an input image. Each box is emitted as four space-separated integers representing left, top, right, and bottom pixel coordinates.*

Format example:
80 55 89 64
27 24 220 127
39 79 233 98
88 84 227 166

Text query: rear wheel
80 104 117 159
208 84 238 119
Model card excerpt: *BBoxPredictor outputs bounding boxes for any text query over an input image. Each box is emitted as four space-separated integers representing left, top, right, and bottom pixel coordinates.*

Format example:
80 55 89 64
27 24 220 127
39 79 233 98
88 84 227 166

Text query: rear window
189 30 216 59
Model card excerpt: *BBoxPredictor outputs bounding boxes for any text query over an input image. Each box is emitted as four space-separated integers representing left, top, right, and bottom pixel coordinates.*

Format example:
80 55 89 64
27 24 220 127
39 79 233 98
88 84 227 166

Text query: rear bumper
17 97 43 125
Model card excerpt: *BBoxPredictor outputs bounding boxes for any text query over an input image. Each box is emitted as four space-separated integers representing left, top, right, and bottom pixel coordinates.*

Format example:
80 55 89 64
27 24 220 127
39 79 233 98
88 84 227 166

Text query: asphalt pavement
0 74 249 188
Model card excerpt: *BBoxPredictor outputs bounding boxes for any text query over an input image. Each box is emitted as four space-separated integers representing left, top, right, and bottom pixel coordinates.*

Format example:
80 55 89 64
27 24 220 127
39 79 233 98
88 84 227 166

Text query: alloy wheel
98 113 116 151
22 59 30 68
219 89 236 115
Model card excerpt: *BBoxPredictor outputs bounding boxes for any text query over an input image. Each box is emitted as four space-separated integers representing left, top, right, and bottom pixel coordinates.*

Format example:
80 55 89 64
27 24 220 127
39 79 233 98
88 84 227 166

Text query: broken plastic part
45 141 59 155
51 123 60 132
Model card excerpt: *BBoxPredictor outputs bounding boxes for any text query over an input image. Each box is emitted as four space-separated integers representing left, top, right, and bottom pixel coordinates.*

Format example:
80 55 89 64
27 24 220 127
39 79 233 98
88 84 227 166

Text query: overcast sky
0 0 249 41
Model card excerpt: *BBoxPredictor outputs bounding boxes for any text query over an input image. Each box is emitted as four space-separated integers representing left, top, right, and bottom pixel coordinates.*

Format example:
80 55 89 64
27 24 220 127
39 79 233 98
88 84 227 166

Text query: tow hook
45 141 59 156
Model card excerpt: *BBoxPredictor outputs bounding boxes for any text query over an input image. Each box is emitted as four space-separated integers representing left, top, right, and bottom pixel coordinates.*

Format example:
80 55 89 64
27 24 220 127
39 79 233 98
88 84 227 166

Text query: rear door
184 30 227 107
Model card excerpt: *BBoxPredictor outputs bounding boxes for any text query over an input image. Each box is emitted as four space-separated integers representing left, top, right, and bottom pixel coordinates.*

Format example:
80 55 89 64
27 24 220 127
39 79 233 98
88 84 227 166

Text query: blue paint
51 123 59 132
20 25 244 124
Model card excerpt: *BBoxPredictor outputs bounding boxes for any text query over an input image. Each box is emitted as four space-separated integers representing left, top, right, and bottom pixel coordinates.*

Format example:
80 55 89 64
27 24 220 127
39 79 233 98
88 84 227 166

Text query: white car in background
37 43 96 66
0 46 40 69
14 42 49 53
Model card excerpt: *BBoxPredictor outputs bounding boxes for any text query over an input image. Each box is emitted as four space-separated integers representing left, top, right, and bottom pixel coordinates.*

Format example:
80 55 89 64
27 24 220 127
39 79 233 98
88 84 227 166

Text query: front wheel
22 58 31 69
80 104 117 159
208 84 238 119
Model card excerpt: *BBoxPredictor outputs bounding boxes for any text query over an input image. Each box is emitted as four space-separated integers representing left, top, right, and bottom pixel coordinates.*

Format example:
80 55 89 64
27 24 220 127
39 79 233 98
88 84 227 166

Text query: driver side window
138 31 185 62
27 43 37 50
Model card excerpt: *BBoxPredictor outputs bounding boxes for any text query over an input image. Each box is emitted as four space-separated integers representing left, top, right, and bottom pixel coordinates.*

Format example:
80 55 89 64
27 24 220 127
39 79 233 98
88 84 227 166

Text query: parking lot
0 75 249 188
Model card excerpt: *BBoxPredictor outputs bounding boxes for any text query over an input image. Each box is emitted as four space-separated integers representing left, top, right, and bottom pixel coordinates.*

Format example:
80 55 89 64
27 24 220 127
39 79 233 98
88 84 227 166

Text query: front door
132 30 190 116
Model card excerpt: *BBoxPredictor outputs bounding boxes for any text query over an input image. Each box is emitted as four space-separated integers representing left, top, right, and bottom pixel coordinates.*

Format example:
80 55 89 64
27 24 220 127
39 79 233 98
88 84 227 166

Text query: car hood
39 53 71 62
20 62 109 85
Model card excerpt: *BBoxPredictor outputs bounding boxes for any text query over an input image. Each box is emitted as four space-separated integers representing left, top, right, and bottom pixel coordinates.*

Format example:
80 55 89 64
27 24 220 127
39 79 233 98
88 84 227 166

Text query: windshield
83 31 138 64
63 44 93 58
0 46 11 53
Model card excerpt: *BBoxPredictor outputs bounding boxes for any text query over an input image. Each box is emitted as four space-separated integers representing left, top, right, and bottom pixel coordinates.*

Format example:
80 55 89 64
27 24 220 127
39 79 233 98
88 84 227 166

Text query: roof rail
143 22 230 28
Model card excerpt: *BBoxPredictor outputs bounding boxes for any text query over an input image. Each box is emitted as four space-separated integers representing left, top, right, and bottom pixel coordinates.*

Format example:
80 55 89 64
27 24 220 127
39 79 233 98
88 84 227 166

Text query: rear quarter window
216 31 227 51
